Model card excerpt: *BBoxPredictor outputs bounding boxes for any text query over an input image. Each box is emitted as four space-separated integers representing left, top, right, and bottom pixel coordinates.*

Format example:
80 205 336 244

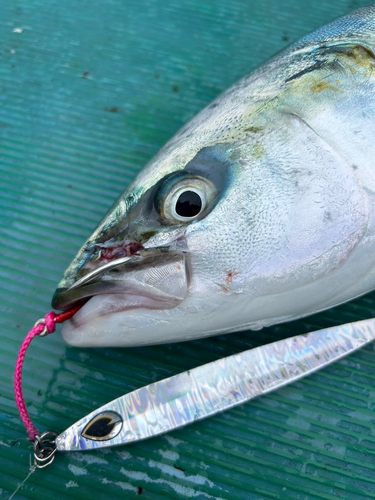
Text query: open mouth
52 249 190 317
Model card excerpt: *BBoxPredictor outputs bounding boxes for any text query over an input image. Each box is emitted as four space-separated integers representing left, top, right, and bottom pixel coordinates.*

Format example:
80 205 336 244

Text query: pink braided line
14 312 56 440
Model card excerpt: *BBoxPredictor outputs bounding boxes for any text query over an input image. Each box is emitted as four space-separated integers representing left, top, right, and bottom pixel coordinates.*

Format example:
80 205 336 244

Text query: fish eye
157 175 217 224
175 190 202 217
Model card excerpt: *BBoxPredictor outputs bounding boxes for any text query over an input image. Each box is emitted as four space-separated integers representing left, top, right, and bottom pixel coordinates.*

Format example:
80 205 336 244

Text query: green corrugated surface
2 0 375 498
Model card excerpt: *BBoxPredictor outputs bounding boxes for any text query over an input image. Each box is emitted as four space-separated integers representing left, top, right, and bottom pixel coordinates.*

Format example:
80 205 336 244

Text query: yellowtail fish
53 5 375 348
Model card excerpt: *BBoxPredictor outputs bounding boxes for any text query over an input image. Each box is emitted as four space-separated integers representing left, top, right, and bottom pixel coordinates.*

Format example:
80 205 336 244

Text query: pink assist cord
14 307 82 441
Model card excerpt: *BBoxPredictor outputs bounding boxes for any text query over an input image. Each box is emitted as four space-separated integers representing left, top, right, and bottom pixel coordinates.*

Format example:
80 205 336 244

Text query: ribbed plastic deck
2 1 375 498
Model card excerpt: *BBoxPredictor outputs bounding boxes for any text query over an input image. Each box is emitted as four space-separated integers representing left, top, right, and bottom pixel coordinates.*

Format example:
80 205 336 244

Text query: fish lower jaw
61 292 181 347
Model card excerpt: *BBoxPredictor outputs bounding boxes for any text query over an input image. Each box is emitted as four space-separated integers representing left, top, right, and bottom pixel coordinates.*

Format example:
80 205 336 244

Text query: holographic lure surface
56 318 375 451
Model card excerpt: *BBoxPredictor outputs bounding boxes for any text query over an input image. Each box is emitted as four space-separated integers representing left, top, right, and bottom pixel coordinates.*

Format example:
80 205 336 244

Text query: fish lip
51 259 132 311
52 248 190 311
65 291 182 335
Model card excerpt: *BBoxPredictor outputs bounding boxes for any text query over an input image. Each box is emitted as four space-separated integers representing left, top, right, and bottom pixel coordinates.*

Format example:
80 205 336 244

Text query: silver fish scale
56 318 375 451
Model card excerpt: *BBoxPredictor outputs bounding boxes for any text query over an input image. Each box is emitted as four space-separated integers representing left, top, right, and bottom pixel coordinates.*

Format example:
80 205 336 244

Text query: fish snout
52 248 190 312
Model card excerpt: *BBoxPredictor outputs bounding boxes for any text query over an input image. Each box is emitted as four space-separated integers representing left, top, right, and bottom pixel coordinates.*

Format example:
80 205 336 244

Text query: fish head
52 136 240 346
53 6 375 347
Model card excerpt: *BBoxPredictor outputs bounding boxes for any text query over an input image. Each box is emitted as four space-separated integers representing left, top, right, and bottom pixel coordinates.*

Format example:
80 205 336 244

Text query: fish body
53 5 375 347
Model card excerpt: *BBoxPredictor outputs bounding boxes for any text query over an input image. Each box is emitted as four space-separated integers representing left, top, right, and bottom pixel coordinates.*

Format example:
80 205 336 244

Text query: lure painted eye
158 175 217 224
82 411 123 441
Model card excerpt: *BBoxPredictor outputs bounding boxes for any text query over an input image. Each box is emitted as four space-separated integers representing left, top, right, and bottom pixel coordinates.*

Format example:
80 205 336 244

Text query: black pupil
85 417 115 438
175 191 202 218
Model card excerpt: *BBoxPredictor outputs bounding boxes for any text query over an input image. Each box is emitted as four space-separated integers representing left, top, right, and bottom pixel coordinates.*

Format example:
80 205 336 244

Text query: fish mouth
52 248 190 313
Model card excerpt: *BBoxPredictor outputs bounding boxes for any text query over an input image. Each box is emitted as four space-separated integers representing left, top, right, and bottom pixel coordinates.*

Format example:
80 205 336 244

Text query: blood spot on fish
311 81 342 94
94 242 143 263
217 271 239 293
